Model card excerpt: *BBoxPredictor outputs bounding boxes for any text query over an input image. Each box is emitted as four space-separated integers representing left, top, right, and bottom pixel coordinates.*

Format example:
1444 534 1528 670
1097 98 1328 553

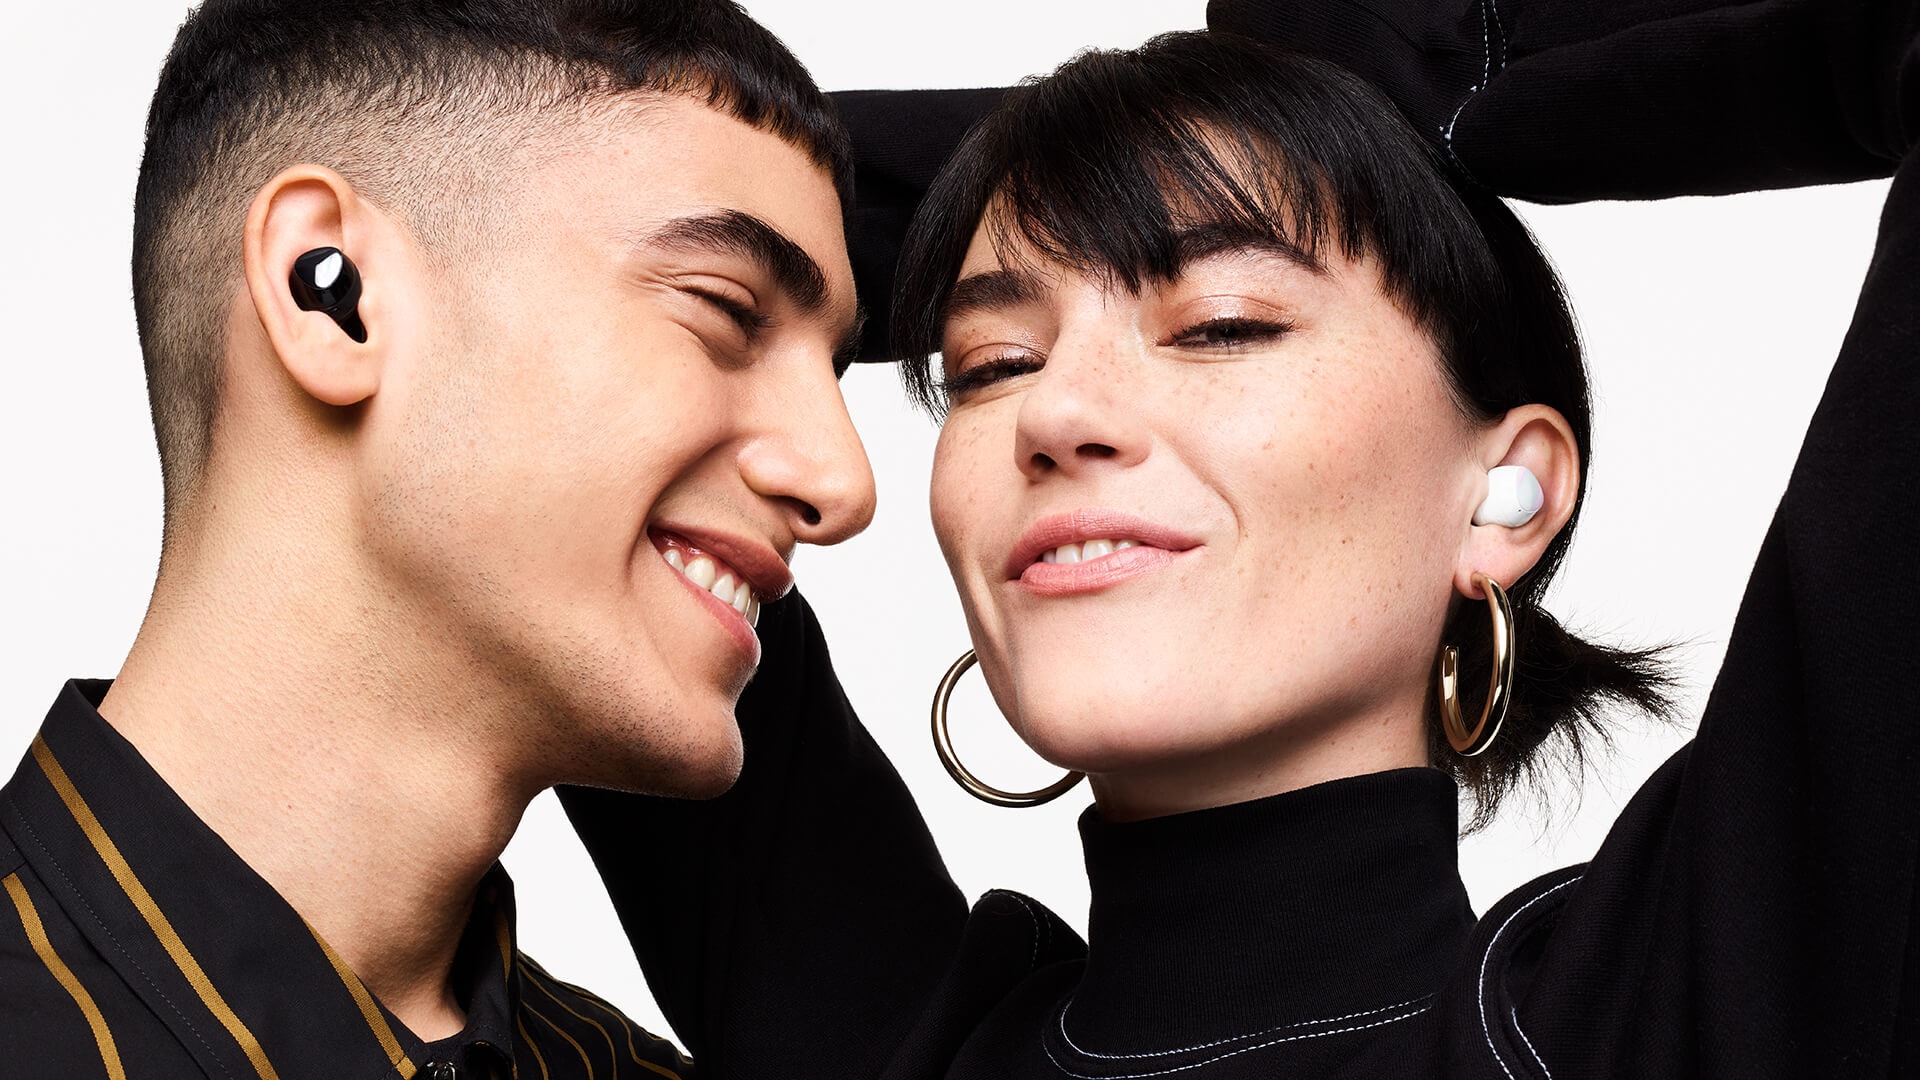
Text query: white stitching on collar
1041 1000 1433 1079
1479 875 1580 1080
1057 993 1436 1061
1513 1006 1553 1079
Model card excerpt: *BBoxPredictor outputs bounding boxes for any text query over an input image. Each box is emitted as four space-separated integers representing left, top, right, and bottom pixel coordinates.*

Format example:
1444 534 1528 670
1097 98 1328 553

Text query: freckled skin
931 222 1504 821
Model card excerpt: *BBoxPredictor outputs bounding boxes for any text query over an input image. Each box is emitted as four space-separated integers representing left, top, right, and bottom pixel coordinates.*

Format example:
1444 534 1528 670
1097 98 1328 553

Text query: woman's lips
1018 543 1181 596
1005 509 1201 596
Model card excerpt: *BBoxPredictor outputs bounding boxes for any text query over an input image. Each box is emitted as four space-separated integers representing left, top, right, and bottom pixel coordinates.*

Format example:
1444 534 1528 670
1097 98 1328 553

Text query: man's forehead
503 97 857 325
534 96 844 238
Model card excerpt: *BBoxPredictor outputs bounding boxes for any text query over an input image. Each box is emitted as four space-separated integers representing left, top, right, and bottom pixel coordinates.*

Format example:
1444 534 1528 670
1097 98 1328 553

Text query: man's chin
574 722 745 800
671 763 743 801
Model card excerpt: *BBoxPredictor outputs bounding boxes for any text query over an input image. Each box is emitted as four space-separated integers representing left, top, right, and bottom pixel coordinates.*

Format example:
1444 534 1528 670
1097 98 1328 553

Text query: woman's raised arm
1201 1 1920 1072
1210 0 1904 197
559 593 971 1077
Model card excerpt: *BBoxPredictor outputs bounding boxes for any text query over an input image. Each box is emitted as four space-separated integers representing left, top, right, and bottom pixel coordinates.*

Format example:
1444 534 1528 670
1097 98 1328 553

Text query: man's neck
98 535 537 1041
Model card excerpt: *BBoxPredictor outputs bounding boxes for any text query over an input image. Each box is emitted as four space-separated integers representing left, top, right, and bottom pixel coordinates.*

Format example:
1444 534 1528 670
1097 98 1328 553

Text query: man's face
360 96 873 797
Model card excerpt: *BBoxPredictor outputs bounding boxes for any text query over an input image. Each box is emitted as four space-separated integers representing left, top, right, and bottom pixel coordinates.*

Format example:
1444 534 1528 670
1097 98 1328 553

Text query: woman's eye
939 353 1044 400
1168 316 1293 349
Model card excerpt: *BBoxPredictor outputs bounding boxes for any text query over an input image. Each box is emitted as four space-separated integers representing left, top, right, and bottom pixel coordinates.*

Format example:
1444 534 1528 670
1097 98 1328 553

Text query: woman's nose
1013 334 1150 482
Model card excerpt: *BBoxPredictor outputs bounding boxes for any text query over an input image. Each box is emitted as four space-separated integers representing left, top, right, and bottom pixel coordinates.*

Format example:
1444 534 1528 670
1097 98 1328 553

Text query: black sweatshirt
560 0 1920 1076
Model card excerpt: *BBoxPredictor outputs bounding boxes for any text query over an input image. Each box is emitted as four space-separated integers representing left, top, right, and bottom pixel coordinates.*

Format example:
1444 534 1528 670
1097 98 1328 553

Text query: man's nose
738 364 878 547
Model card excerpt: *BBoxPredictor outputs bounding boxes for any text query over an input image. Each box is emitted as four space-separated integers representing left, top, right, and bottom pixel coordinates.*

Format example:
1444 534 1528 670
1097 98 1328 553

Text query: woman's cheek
929 414 1008 609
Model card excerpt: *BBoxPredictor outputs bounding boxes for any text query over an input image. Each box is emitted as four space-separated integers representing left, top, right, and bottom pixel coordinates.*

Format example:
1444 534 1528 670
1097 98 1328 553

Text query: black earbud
289 247 368 343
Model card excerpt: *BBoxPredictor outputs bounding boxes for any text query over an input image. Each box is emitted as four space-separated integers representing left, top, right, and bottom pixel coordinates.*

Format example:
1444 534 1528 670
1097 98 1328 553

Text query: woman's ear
241 166 387 407
1455 405 1581 598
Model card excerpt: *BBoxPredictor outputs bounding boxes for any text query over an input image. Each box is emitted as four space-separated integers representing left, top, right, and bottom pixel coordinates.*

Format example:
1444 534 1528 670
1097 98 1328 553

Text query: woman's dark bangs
986 100 1347 297
893 34 1454 412
894 33 1508 420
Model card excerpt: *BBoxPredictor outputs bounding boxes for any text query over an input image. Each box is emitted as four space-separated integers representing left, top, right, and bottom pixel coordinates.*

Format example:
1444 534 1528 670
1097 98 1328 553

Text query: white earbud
1473 465 1544 527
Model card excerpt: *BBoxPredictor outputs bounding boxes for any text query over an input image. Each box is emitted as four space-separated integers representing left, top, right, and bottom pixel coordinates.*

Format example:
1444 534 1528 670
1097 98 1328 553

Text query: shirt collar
0 679 522 1080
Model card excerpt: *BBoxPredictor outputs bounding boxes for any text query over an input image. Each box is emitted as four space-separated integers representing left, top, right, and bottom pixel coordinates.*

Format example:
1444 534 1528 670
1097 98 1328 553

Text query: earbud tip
1472 465 1544 528
290 247 361 315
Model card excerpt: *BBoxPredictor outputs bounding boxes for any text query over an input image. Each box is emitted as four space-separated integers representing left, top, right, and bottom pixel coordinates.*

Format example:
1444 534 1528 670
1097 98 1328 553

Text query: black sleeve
558 591 969 1079
833 88 1004 362
1203 1 1920 1073
1207 0 1905 198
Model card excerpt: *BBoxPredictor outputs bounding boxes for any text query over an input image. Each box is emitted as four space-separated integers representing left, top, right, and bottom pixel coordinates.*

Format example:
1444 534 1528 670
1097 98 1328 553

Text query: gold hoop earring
1438 571 1516 757
930 650 1085 808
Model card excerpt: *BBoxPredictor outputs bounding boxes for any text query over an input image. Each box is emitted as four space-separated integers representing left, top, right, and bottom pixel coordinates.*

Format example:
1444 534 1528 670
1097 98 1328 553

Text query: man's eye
938 354 1043 401
688 288 772 339
1167 317 1293 349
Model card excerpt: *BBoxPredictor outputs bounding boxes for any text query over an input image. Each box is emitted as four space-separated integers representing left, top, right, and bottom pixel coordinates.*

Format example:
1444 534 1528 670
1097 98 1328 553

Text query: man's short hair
134 0 852 528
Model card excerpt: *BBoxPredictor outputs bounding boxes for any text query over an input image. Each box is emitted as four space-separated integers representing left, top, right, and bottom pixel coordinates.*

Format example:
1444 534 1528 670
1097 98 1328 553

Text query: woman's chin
1012 688 1252 777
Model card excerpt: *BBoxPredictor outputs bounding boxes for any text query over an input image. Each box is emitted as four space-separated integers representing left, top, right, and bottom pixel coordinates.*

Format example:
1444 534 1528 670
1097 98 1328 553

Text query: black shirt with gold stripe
0 680 691 1080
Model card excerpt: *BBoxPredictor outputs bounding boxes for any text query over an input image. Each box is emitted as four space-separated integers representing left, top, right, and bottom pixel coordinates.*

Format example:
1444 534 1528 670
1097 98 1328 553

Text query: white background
0 0 1891 1045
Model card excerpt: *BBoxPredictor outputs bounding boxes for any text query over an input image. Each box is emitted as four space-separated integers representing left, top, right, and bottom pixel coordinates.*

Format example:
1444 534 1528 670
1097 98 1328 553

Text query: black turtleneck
925 770 1471 1078
1067 769 1472 1056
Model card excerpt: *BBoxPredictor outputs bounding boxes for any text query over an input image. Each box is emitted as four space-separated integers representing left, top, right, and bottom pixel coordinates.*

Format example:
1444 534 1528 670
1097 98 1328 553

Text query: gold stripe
30 736 284 1080
495 906 513 984
632 1053 683 1078
523 967 621 1079
524 999 679 1080
4 872 128 1080
526 1003 596 1080
305 922 418 1078
550 975 691 1069
517 1014 552 1080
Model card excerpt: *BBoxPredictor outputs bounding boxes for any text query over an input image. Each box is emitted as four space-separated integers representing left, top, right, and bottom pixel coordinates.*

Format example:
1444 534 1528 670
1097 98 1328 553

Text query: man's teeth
1038 538 1142 564
663 548 760 627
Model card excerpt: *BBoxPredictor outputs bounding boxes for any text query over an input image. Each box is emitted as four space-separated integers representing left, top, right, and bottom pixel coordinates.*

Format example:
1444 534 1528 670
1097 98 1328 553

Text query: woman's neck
1086 699 1432 822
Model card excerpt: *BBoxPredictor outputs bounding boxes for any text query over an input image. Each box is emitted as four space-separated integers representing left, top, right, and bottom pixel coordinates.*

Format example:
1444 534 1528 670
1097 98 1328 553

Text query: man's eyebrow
640 209 831 315
1171 224 1327 277
943 269 1046 324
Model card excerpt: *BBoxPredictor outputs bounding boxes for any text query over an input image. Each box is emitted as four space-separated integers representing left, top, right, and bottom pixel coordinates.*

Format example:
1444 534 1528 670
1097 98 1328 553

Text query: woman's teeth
663 547 760 627
1037 538 1142 564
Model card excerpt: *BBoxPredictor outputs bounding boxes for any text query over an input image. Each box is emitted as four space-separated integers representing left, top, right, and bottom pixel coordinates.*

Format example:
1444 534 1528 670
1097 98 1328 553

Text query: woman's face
930 214 1517 819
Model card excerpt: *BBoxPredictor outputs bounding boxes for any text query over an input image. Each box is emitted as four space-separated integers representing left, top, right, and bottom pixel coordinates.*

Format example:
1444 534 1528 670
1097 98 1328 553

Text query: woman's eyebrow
943 269 1044 323
1171 224 1326 277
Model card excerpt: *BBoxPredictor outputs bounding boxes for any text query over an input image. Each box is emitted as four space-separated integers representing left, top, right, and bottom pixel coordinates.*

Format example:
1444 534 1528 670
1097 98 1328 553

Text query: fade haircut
133 0 852 530
894 32 1673 827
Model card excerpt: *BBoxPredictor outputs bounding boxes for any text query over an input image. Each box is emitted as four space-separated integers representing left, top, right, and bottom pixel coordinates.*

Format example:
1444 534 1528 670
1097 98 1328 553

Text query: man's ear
1454 405 1581 599
242 166 388 407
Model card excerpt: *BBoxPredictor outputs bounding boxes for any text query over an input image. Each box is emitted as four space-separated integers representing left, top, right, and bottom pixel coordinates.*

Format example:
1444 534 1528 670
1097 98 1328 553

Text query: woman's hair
891 31 1672 828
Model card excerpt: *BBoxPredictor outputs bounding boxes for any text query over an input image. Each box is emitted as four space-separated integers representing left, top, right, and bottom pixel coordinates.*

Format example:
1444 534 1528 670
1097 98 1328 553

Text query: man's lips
1004 509 1201 585
646 526 793 666
650 524 794 604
